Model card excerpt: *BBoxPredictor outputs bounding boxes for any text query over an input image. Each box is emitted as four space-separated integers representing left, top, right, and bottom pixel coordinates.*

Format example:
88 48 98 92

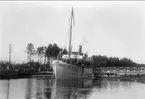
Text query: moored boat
52 7 93 79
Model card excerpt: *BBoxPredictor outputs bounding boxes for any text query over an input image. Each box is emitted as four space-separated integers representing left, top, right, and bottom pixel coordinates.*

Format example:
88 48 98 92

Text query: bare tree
26 43 35 63
37 46 46 64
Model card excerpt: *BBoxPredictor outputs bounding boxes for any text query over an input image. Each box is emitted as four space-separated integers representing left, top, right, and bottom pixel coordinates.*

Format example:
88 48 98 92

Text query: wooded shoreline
1 43 145 79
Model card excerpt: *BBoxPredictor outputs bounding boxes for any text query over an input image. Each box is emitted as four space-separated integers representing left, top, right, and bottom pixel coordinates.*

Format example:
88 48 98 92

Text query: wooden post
8 44 11 69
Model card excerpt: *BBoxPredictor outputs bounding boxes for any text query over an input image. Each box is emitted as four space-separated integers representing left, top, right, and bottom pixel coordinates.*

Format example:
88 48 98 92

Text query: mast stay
68 7 75 58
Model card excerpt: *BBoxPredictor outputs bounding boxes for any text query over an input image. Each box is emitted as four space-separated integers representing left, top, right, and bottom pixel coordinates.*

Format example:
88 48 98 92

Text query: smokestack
78 45 82 55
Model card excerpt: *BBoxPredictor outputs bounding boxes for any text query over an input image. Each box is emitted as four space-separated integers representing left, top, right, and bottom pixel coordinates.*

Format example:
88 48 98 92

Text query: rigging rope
60 8 75 54
60 19 70 54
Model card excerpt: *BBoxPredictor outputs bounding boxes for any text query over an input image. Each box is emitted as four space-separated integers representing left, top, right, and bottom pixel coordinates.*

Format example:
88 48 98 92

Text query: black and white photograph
0 1 145 99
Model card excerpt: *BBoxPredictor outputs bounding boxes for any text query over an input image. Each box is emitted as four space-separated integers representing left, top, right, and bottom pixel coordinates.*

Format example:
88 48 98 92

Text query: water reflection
53 79 93 99
93 79 132 89
0 78 145 99
25 78 54 99
0 78 93 99
89 79 145 99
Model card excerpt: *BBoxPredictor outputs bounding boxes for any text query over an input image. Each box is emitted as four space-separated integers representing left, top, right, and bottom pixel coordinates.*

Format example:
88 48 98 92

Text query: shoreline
94 74 145 83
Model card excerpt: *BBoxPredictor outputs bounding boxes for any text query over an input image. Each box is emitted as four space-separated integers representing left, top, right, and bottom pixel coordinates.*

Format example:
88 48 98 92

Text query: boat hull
52 61 93 79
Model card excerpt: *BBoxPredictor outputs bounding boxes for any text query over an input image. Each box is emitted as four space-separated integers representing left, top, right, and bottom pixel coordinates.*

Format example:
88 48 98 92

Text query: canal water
0 77 145 99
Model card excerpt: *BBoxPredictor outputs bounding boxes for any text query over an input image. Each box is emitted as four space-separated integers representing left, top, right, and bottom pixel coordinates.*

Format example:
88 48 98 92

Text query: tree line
26 42 145 68
92 55 145 69
1 42 144 69
0 43 68 71
25 43 68 65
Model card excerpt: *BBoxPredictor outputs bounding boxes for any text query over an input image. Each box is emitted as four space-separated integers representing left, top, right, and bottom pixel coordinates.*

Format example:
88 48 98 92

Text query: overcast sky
0 1 145 63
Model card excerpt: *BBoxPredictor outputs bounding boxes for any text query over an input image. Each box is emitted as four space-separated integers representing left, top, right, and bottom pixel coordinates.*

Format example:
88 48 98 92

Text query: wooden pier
94 66 145 77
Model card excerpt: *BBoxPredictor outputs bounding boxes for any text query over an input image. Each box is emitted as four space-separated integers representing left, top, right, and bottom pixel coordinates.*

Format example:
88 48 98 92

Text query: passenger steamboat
52 7 93 79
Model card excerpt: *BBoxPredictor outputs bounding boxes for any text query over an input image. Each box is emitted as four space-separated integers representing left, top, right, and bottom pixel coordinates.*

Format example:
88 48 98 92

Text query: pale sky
0 1 145 64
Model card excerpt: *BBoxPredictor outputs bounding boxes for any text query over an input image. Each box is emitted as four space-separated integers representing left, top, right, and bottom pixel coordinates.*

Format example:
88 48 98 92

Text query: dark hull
52 61 93 79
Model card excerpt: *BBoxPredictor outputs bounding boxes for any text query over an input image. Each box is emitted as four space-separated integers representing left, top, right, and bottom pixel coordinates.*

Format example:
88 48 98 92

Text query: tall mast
68 7 75 58
9 44 11 64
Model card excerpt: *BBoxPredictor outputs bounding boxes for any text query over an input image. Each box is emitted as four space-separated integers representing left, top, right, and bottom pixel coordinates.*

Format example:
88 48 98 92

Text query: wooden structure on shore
94 66 145 77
